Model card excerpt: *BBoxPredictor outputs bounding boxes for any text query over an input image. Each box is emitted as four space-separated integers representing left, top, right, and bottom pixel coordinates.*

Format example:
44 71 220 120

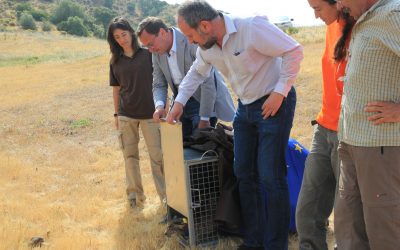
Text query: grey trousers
296 124 339 250
335 142 400 250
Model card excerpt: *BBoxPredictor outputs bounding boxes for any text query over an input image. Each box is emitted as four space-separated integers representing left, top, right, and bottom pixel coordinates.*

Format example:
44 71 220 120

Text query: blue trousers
181 97 217 137
233 87 296 249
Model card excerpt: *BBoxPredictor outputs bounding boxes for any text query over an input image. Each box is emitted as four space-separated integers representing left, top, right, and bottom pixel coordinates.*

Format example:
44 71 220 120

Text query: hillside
0 0 178 34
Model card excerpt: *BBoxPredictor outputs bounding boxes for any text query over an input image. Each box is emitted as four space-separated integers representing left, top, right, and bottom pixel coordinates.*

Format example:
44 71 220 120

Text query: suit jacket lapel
175 30 186 77
159 54 173 85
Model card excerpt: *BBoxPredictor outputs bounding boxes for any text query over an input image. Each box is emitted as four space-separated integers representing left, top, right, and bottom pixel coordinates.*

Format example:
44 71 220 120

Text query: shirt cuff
273 81 292 97
155 101 165 109
200 116 209 121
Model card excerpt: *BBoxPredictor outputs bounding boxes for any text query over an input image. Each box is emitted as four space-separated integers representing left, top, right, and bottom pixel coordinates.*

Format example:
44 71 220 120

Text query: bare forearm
112 86 120 114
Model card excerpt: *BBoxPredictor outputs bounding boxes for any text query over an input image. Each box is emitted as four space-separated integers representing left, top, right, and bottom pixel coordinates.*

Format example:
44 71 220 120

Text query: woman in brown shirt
107 17 165 208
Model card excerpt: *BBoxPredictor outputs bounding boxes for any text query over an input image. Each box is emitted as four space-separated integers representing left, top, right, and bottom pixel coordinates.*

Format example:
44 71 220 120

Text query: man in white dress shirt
166 1 303 249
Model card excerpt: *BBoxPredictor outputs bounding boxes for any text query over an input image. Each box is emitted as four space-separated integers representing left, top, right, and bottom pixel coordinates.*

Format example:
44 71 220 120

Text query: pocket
393 204 400 234
229 49 256 76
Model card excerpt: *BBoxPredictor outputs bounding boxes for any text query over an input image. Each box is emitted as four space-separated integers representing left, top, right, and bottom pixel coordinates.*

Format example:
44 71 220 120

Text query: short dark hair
177 0 219 29
137 17 168 37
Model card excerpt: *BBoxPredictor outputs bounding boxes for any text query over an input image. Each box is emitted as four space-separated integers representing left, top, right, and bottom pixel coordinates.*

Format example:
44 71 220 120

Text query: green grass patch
69 118 92 129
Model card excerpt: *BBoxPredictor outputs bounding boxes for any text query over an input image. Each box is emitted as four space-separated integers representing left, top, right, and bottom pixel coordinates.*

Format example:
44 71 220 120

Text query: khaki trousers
335 142 400 250
118 116 166 202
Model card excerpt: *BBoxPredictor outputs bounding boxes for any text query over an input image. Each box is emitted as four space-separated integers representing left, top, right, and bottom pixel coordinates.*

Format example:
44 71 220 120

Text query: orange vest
316 20 349 131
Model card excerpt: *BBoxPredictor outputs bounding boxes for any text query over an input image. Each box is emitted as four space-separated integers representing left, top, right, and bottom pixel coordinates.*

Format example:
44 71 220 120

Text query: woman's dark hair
326 0 355 61
107 17 140 64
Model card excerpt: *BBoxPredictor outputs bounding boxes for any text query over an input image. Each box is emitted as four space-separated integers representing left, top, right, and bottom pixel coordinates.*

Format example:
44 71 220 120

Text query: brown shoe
128 198 136 208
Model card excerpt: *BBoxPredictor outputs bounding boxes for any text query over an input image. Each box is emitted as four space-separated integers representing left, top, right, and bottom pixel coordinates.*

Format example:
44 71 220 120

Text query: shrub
19 12 37 30
93 7 117 35
92 24 104 38
15 2 33 18
30 9 49 21
104 0 113 9
127 2 136 13
42 21 52 31
51 0 86 24
57 16 89 36
137 0 167 16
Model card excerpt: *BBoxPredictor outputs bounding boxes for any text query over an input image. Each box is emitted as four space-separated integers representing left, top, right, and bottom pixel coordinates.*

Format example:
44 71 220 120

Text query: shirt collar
356 0 389 23
221 14 237 47
169 28 177 56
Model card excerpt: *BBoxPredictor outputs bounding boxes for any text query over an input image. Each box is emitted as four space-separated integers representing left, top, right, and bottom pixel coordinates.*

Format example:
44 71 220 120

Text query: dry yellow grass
0 26 334 250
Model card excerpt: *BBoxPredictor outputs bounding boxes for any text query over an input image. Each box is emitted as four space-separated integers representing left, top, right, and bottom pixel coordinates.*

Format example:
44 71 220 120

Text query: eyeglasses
142 33 158 49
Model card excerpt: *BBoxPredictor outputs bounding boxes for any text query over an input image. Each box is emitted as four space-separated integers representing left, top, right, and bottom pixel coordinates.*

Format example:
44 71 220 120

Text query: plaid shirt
338 0 400 146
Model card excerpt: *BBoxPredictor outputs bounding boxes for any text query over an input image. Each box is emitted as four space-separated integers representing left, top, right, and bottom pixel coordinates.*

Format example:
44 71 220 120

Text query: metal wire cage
160 122 221 248
186 150 220 246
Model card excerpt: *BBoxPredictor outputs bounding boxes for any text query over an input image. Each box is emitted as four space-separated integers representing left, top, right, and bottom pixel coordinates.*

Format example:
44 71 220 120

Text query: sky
164 0 324 26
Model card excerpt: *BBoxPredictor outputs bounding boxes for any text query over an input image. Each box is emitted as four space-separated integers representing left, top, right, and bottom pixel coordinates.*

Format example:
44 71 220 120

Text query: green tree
104 0 113 9
93 7 117 37
57 16 89 36
127 2 136 14
15 2 33 19
30 9 49 21
137 0 167 16
92 24 105 39
51 0 86 24
19 12 37 30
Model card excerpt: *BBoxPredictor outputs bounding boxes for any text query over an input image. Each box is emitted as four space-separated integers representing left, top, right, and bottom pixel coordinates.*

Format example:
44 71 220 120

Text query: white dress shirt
155 29 183 109
175 14 303 106
167 29 183 88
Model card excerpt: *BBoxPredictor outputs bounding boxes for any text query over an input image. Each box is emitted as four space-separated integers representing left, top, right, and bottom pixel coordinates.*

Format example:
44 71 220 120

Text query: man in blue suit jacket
137 17 235 137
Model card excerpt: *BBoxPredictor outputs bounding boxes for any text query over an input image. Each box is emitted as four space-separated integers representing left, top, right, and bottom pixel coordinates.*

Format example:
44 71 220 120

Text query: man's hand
166 102 184 124
262 92 284 119
365 101 400 125
153 106 166 122
198 120 211 129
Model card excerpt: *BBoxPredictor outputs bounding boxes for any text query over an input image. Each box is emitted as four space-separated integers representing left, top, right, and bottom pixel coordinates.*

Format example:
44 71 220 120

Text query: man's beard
197 28 217 50
199 36 217 50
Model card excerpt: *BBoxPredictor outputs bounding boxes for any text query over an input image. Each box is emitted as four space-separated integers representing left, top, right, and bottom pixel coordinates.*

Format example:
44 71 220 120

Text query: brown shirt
110 48 155 119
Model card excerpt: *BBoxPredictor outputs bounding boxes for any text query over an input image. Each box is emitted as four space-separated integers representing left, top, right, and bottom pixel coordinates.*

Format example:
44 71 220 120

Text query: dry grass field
0 26 334 250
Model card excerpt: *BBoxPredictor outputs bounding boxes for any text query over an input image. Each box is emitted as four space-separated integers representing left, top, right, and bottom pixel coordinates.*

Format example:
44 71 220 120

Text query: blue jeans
181 97 200 138
233 87 296 249
181 97 218 138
